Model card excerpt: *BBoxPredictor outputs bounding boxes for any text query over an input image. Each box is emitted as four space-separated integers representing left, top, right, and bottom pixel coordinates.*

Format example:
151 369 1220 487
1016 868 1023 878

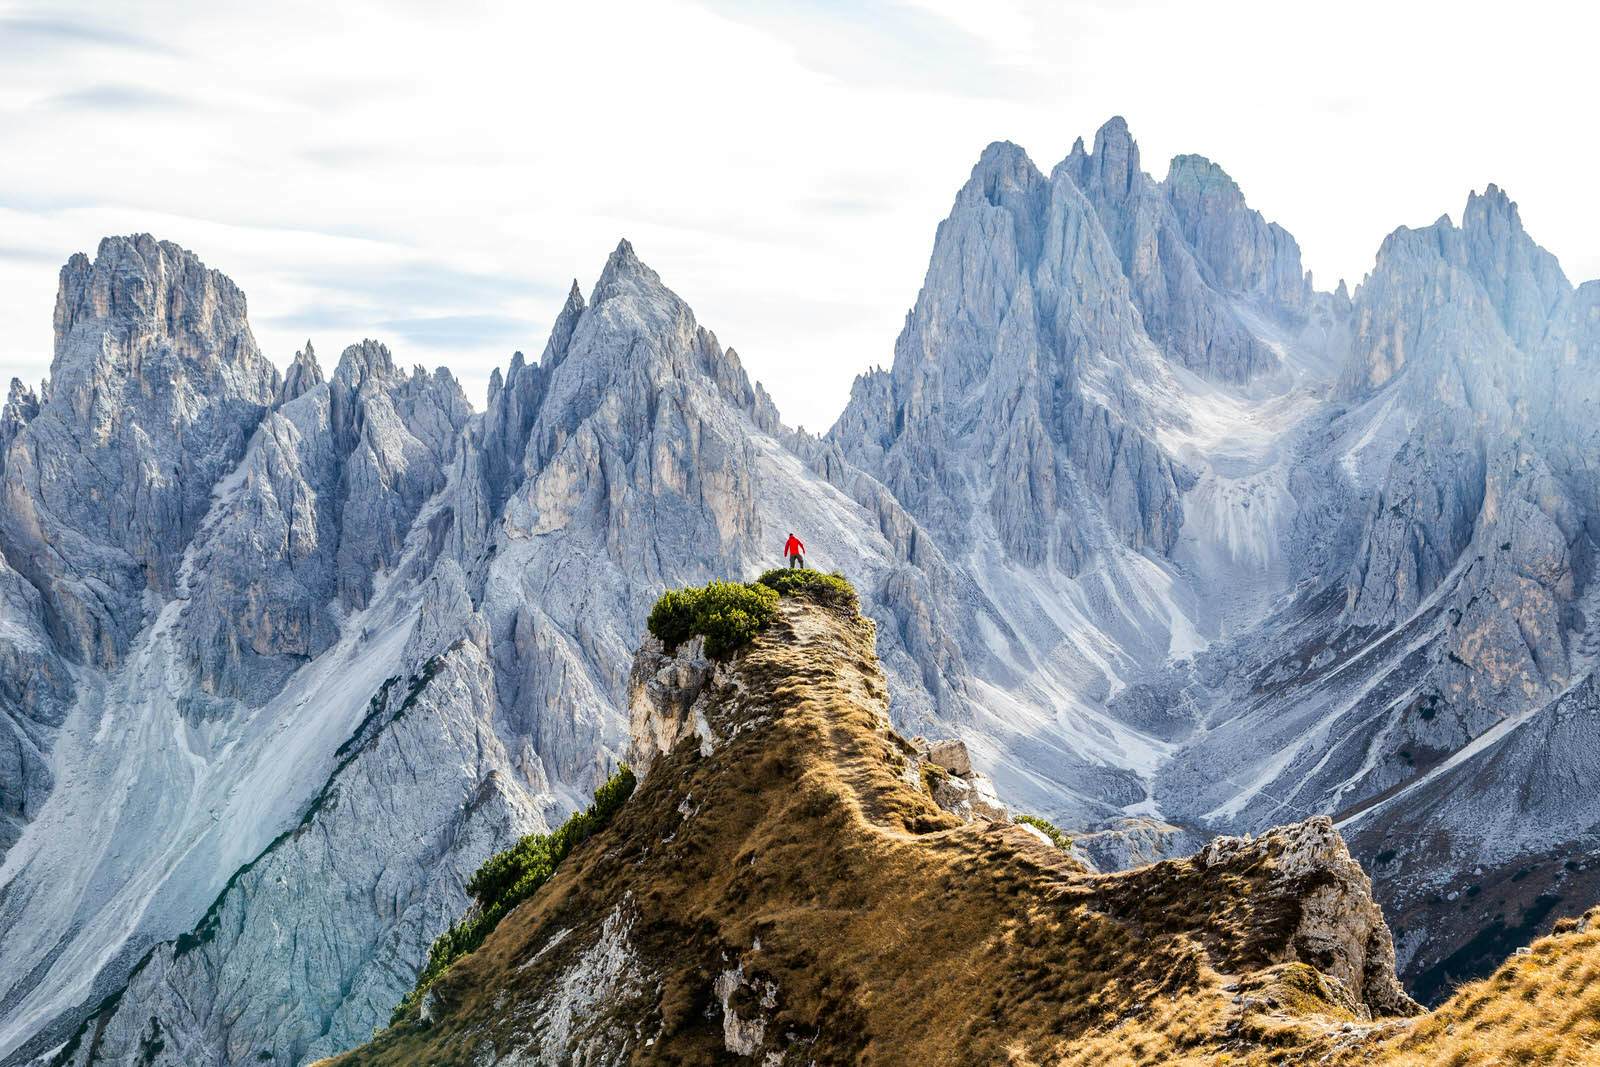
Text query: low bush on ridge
646 570 858 659
390 764 636 1024
647 580 779 658
755 567 858 608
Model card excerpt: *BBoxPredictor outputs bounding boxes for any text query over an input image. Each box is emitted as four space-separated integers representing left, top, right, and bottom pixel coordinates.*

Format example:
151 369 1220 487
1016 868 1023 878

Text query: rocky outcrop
905 735 1009 822
327 597 1420 1067
1196 817 1418 1019
627 634 731 779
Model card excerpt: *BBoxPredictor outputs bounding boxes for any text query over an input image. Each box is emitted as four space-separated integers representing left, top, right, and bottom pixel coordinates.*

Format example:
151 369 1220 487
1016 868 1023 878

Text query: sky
0 0 1595 432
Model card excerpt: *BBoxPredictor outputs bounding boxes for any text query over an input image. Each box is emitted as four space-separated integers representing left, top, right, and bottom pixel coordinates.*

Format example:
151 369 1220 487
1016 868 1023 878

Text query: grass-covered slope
323 592 1595 1065
1347 909 1600 1065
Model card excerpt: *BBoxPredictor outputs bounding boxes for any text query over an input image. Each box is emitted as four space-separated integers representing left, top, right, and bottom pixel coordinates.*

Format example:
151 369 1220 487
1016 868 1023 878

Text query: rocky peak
961 139 1041 208
591 238 656 306
478 349 544 516
0 378 39 465
1459 184 1570 349
1 237 280 665
1164 152 1310 307
332 338 399 393
1086 114 1140 198
1463 182 1522 234
51 234 264 376
1052 118 1301 383
540 280 586 372
3 376 39 419
520 240 780 481
835 124 1195 574
278 341 325 405
1341 185 1570 401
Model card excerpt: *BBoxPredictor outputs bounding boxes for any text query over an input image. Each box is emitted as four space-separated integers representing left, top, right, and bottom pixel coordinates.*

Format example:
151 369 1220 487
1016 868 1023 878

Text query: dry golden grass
323 596 1600 1066
1329 910 1600 1067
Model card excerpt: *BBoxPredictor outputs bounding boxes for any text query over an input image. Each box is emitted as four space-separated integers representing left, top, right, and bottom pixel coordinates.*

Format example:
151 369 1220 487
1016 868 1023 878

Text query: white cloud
0 0 1594 430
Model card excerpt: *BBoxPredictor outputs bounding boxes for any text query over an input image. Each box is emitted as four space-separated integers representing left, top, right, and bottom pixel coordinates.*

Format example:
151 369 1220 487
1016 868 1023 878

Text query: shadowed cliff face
328 595 1422 1066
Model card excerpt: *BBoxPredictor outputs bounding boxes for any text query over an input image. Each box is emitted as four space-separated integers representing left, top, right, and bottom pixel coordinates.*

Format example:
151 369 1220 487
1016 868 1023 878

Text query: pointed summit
1455 183 1570 348
278 341 325 405
964 141 1041 204
1088 115 1140 197
539 278 589 372
332 339 397 392
1464 183 1519 229
600 238 647 281
593 238 669 306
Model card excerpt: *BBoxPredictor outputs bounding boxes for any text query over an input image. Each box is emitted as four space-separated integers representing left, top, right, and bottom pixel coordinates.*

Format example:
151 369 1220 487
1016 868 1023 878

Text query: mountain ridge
0 114 1597 1064
323 591 1427 1066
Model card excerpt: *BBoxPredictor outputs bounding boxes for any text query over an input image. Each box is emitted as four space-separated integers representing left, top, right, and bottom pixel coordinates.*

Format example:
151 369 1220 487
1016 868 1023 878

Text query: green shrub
390 764 637 1025
694 580 780 657
646 580 779 658
646 588 701 649
1016 814 1072 850
755 568 858 608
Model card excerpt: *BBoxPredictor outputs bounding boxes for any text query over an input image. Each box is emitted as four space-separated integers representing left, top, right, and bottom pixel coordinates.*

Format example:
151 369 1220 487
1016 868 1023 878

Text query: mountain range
0 116 1596 1065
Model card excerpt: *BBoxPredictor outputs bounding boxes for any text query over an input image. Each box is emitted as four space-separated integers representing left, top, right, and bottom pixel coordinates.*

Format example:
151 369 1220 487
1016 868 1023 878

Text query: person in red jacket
783 532 806 569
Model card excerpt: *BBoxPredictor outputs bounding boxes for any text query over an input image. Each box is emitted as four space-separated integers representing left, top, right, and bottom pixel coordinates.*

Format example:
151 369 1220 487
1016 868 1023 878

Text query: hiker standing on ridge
783 532 806 570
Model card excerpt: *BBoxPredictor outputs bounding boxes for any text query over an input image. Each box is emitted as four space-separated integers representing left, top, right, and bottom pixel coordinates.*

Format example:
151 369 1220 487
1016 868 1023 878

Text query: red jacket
784 535 805 557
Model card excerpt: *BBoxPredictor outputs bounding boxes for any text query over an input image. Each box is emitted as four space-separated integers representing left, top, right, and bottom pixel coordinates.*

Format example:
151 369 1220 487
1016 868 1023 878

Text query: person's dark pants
789 554 804 569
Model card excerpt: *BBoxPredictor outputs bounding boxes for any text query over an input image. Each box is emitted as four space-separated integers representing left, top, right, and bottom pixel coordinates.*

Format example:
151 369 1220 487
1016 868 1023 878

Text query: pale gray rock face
831 135 1188 574
626 633 724 780
0 552 71 857
1062 117 1308 384
1 236 280 668
179 339 469 703
50 641 542 1067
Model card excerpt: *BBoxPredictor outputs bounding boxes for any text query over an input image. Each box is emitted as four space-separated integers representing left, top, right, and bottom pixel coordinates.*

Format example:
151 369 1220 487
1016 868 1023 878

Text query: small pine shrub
646 580 779 658
755 568 858 608
646 588 701 649
390 764 637 1024
1016 814 1072 850
695 580 780 658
